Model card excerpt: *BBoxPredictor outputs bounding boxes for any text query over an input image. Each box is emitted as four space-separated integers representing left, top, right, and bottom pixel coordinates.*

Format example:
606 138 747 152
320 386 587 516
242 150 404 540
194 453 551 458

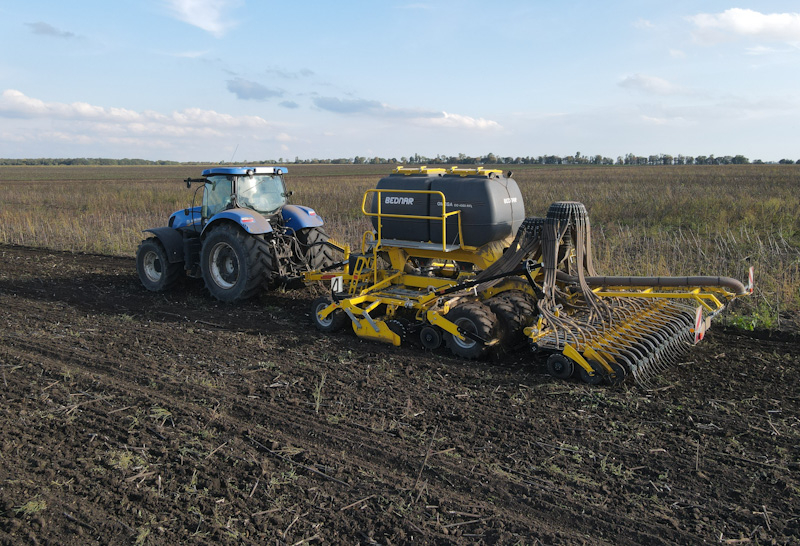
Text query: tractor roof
202 166 288 177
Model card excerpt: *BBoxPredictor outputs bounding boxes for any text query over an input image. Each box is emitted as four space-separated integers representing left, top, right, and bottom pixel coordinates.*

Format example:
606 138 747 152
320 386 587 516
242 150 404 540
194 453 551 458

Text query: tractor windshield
236 174 287 214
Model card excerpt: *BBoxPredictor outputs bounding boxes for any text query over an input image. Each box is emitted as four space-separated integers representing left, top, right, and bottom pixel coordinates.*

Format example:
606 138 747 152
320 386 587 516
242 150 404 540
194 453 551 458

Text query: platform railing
361 189 464 253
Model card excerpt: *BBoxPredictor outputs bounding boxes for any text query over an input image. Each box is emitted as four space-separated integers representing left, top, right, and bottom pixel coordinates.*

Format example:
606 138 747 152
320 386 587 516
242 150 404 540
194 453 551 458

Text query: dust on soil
0 244 798 545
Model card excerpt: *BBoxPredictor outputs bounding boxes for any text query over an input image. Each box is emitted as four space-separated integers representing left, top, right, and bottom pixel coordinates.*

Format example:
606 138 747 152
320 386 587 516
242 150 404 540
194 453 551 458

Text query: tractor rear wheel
201 225 273 302
443 301 498 360
298 227 335 271
136 238 182 292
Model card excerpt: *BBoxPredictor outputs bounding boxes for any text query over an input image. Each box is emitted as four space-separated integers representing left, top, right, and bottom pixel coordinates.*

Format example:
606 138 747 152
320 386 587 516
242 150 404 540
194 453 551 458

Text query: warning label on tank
503 197 518 204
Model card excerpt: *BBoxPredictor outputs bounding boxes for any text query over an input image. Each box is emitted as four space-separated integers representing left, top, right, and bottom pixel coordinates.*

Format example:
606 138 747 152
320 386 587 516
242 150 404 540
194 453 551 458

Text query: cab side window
203 176 233 218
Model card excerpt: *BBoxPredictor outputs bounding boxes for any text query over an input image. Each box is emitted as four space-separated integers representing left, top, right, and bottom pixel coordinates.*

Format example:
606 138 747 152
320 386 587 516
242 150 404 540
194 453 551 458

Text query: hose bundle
536 202 613 348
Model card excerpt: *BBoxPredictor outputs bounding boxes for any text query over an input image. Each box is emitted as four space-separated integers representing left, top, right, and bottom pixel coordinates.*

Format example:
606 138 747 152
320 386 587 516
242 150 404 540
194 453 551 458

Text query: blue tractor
135 166 334 302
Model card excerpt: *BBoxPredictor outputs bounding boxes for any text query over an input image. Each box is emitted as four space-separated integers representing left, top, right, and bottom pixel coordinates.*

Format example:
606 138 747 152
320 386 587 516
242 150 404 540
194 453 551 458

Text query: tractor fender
282 204 323 234
144 227 184 263
201 208 273 237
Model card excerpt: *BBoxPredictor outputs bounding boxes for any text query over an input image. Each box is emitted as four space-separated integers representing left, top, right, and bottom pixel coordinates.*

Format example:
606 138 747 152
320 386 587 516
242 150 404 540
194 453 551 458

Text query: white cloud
171 50 210 58
0 90 270 129
164 0 240 37
312 95 500 129
396 3 433 10
633 18 654 29
745 45 795 56
669 49 686 59
619 74 690 96
419 111 501 130
640 115 691 127
688 8 800 44
0 90 281 156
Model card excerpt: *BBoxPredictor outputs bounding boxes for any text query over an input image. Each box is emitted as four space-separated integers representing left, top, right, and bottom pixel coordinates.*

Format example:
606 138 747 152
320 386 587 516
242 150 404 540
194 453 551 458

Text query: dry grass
1 163 797 327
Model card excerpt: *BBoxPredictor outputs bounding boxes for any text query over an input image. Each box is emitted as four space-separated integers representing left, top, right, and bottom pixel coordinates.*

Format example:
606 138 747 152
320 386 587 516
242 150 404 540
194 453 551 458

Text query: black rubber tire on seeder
311 296 348 333
443 301 498 360
487 290 537 350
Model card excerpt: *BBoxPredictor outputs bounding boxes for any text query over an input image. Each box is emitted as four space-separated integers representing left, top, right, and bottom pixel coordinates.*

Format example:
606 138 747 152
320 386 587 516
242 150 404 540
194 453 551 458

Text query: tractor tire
298 227 335 271
136 238 182 292
311 296 348 332
443 301 498 360
487 290 536 350
200 224 273 302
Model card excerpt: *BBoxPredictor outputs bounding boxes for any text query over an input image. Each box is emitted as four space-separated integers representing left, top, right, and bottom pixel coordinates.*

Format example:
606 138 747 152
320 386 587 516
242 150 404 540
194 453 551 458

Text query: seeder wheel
487 290 536 350
443 301 497 360
311 296 348 332
546 354 574 379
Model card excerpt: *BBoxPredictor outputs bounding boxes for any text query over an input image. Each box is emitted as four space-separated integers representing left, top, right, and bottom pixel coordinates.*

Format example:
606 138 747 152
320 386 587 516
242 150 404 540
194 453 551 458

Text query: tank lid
447 166 504 178
392 165 447 176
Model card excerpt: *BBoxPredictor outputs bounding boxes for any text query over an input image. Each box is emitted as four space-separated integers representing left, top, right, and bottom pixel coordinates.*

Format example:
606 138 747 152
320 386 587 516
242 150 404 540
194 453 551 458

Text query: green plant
313 372 326 413
728 301 778 331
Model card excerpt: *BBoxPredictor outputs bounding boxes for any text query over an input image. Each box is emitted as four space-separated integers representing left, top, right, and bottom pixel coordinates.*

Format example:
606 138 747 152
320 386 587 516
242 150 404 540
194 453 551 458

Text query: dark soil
0 244 798 545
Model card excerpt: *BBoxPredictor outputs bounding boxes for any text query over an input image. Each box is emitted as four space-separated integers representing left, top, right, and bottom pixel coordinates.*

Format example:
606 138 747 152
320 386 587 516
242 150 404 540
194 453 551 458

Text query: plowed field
1 244 798 545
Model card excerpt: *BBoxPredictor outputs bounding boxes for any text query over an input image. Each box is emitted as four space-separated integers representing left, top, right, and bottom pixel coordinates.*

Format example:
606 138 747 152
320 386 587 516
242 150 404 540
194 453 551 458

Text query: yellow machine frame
305 166 753 386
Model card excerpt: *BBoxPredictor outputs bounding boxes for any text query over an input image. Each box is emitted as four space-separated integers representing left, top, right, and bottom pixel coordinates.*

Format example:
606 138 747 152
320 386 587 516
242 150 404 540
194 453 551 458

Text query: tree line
289 152 799 166
0 158 180 166
2 153 799 166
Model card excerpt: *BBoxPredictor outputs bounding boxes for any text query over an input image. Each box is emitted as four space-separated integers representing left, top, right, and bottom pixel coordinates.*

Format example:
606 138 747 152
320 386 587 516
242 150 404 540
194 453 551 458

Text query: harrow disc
579 362 604 385
419 326 442 350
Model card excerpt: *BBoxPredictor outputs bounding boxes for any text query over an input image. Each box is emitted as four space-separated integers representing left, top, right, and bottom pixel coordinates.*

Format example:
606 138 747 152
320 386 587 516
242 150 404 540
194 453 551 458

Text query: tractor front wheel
201 225 272 302
136 238 182 292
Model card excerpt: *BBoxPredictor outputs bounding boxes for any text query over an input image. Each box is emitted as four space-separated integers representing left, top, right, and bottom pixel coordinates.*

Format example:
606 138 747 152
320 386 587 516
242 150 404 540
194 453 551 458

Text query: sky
1 1 799 162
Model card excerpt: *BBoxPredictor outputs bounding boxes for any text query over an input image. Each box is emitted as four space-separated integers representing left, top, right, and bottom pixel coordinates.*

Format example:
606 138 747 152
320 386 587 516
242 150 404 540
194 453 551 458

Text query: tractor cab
201 166 290 220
